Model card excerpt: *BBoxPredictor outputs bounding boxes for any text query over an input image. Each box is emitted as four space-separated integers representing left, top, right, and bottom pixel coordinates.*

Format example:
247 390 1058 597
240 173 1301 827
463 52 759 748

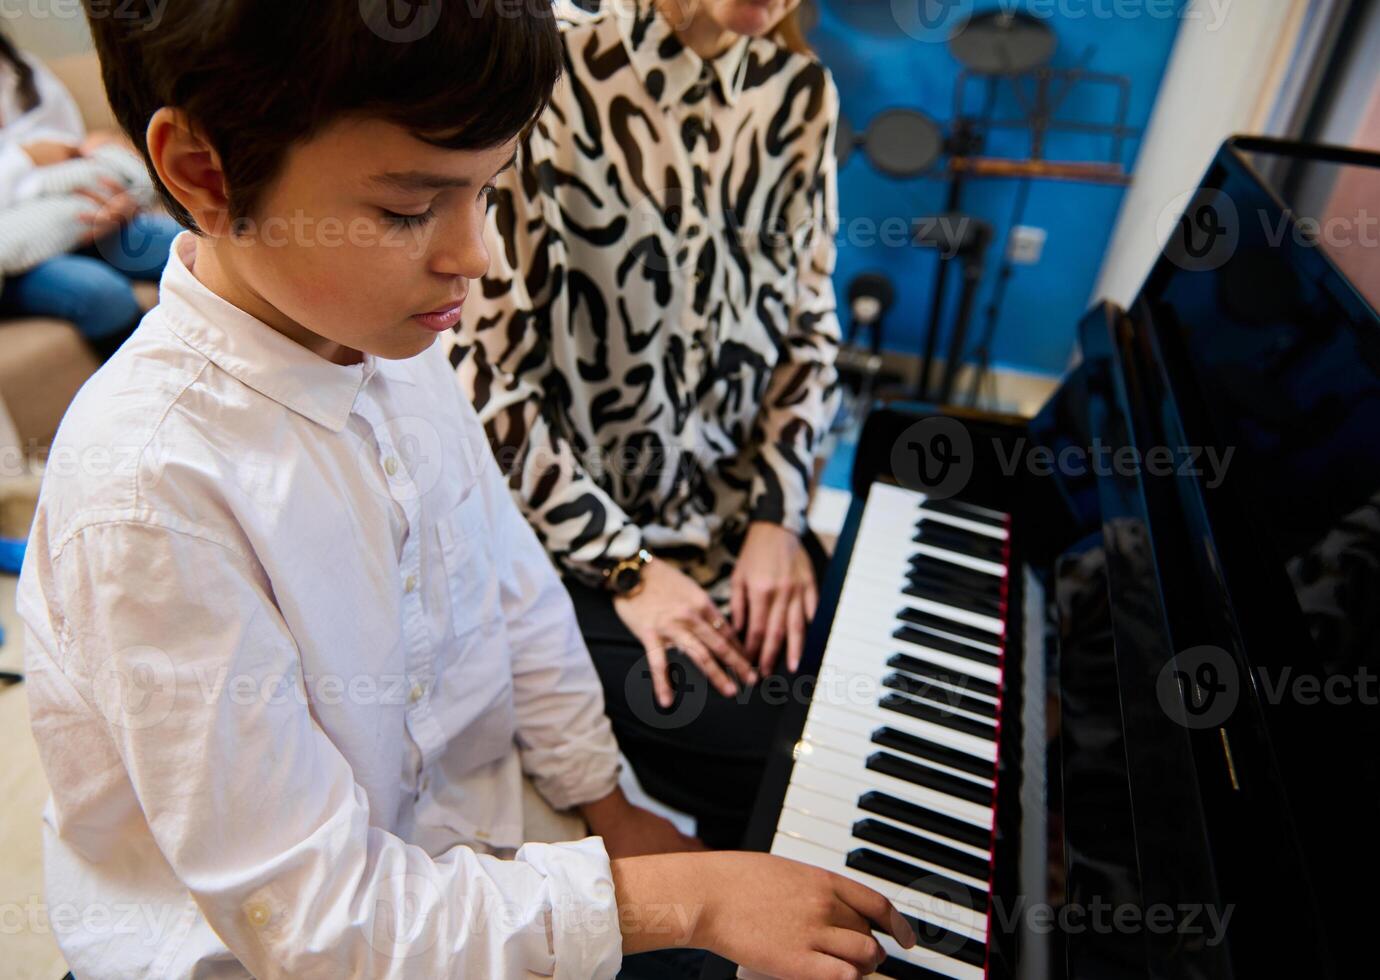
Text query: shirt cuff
515 837 624 979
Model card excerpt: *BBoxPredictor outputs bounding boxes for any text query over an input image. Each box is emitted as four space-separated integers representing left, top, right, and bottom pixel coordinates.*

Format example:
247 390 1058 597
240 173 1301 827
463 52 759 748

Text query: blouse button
409 683 425 703
384 456 399 477
245 902 271 928
403 574 418 594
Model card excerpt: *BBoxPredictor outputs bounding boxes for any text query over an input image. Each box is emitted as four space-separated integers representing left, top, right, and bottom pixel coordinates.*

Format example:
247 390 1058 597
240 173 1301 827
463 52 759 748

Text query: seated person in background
447 0 843 848
0 26 178 358
19 2 912 978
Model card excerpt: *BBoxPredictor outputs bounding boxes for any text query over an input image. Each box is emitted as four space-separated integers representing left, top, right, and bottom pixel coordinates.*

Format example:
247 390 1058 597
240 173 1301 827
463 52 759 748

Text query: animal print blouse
445 0 841 595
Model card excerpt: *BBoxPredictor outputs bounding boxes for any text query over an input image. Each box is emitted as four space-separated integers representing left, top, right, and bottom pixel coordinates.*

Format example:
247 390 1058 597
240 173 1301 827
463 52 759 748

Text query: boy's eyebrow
369 171 475 192
369 151 518 193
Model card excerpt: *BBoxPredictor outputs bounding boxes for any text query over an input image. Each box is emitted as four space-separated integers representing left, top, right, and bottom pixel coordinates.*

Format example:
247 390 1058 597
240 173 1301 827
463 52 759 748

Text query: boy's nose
429 231 489 281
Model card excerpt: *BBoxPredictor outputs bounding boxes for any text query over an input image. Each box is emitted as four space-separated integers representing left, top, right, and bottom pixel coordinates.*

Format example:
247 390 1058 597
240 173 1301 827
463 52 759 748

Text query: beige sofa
0 53 158 456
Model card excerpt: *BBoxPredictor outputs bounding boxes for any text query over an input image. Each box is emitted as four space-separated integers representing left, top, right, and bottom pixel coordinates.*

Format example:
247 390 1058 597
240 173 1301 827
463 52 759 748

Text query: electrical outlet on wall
1007 225 1047 265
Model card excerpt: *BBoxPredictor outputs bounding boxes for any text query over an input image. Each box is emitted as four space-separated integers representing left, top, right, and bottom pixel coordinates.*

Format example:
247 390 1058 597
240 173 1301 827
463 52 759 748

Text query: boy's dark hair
0 28 41 114
83 0 562 229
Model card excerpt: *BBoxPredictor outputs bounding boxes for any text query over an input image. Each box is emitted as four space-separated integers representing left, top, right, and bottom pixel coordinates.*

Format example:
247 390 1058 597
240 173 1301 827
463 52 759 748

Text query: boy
18 1 914 977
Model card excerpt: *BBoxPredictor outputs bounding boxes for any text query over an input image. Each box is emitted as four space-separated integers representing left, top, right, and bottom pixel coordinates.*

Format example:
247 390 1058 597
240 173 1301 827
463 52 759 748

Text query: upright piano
704 138 1380 978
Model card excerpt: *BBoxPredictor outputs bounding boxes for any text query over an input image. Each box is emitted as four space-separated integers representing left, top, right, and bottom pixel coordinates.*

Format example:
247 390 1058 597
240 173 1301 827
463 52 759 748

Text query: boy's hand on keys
613 851 916 979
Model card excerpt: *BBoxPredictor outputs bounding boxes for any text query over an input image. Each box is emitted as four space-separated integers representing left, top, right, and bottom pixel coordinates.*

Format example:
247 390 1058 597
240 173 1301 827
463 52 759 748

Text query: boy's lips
412 301 465 332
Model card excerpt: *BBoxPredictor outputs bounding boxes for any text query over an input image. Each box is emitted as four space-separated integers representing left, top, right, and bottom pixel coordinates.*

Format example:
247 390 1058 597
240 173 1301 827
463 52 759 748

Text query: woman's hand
21 140 80 167
614 559 756 708
581 787 706 859
612 851 918 978
731 522 820 677
75 177 139 245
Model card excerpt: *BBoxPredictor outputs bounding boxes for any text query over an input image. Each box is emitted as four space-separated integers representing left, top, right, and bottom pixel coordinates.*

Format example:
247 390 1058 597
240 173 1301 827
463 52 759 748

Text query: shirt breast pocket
436 495 502 640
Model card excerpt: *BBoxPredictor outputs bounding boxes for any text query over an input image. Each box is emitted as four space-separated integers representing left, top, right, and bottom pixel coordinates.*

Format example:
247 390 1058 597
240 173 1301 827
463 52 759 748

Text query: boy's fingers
815 927 885 973
805 579 820 621
831 877 915 948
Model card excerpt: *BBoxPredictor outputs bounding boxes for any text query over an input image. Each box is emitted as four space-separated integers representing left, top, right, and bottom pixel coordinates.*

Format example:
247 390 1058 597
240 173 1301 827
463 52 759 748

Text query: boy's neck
190 236 364 366
655 0 737 61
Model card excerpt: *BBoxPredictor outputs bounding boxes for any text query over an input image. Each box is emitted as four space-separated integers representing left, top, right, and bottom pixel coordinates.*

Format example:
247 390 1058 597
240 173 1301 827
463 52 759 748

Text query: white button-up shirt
18 234 625 978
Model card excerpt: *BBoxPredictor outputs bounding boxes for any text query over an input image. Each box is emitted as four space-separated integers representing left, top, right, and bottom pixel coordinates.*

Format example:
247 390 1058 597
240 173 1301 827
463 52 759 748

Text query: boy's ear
146 107 233 236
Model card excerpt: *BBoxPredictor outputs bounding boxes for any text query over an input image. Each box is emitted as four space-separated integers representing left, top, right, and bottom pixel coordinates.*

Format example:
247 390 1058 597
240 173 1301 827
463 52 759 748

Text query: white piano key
870 930 986 980
814 657 1003 725
802 698 998 765
788 744 995 828
770 833 989 941
777 808 990 894
801 715 995 788
914 506 1009 541
803 689 998 761
910 542 1007 577
782 782 991 860
835 585 1006 637
820 627 1003 687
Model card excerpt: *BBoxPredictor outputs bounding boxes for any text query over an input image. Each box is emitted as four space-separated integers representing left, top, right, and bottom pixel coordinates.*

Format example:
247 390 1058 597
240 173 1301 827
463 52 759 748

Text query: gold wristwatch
605 549 654 597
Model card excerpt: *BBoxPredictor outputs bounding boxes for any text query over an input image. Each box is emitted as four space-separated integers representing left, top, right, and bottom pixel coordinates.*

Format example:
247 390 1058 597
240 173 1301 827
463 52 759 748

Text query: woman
0 28 178 357
450 0 841 849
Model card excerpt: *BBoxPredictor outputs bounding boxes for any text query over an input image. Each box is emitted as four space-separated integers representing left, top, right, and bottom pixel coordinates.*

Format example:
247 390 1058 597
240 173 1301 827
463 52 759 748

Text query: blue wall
808 1 1184 376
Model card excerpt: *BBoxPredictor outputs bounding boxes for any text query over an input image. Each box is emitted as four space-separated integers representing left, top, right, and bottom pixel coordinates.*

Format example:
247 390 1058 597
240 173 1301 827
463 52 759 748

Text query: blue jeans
0 212 180 340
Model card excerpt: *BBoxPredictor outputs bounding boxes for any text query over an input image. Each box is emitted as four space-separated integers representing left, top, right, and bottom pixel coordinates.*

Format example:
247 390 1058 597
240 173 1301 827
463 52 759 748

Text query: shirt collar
614 0 752 109
157 232 401 433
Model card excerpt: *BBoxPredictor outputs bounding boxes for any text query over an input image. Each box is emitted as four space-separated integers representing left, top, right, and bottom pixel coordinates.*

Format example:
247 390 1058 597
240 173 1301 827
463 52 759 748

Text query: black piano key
899 605 1003 644
875 956 958 980
887 653 1000 699
908 555 1004 597
853 818 991 884
898 912 989 969
894 626 1001 668
919 497 1008 527
881 693 999 740
871 726 996 778
846 848 989 912
867 751 994 807
913 521 1006 563
905 577 1004 618
883 672 999 720
858 791 992 850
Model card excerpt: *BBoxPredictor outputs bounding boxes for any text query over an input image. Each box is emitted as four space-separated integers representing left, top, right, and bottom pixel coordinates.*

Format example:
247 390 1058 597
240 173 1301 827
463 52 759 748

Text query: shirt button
409 683 425 703
404 574 418 594
245 902 271 928
384 456 399 477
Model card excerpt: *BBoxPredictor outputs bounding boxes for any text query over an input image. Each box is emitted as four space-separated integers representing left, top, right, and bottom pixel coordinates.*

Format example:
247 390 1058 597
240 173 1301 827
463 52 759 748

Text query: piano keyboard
753 482 1011 980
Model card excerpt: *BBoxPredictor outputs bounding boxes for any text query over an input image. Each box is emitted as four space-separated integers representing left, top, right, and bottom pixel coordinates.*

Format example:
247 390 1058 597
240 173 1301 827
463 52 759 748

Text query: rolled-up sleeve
477 406 624 811
35 516 623 979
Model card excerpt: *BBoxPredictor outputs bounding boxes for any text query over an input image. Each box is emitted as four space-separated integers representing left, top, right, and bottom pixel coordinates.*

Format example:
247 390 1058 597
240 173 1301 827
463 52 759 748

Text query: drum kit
831 7 1137 408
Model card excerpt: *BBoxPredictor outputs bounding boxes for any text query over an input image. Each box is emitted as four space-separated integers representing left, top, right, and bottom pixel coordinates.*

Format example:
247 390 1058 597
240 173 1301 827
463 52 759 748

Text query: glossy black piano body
702 137 1380 979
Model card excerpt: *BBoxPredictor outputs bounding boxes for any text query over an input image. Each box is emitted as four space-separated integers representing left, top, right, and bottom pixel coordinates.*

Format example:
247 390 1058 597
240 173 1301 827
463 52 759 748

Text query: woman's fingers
688 615 756 686
640 635 674 709
758 586 791 678
671 628 738 698
730 575 747 635
814 927 886 974
785 592 807 674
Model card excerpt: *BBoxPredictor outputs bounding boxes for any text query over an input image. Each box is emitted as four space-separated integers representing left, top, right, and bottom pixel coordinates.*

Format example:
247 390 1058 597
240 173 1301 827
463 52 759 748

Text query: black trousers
566 533 828 850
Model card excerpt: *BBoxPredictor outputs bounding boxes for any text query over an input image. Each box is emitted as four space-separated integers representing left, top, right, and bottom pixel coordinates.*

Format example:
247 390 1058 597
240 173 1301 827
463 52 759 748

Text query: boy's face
207 118 516 363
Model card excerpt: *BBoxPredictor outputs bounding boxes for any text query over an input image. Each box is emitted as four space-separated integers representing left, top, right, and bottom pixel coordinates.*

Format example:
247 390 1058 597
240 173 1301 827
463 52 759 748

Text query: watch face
611 564 641 594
